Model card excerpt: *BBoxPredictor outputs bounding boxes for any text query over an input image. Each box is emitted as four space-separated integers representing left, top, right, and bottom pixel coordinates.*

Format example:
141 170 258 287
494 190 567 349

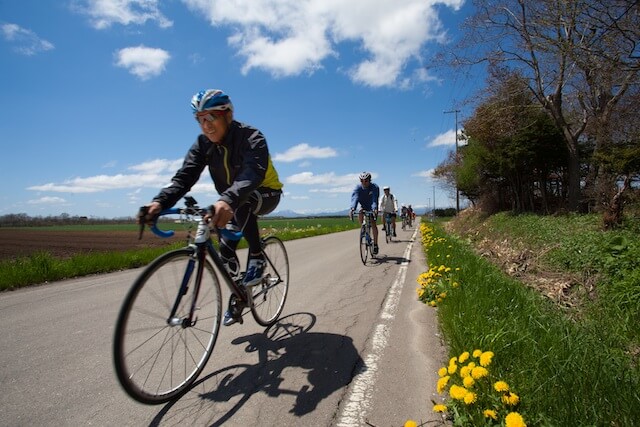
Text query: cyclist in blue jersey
139 89 283 326
350 172 380 254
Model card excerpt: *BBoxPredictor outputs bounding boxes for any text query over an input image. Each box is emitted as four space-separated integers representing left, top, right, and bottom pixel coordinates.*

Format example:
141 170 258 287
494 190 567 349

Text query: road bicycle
383 213 393 243
113 197 289 405
401 214 409 230
351 209 376 264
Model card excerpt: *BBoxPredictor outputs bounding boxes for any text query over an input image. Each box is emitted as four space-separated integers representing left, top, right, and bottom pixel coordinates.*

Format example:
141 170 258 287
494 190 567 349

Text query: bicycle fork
167 247 203 328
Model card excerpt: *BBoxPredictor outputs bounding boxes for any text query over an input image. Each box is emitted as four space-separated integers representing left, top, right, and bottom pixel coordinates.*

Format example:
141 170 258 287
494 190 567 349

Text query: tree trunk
603 176 630 230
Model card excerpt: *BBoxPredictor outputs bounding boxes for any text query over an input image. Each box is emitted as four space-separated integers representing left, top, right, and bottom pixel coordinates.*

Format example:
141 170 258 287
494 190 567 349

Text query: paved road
0 221 446 426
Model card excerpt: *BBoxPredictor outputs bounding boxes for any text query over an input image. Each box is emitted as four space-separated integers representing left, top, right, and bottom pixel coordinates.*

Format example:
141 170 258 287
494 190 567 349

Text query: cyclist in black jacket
139 89 283 326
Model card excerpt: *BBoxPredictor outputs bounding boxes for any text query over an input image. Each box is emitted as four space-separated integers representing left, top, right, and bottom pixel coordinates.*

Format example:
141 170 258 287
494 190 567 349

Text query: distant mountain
266 209 351 218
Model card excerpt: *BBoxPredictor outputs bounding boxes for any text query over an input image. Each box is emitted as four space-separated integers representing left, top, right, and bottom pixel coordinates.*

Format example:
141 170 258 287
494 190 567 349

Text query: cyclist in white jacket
379 186 398 237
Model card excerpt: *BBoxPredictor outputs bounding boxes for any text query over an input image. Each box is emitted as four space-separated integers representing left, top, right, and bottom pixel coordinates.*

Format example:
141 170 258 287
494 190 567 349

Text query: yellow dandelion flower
449 356 458 365
494 381 510 392
438 367 448 377
460 366 471 378
437 376 450 394
505 412 527 427
473 349 482 358
466 362 476 369
432 404 447 413
502 392 520 406
483 409 498 420
452 281 459 288
447 363 458 375
455 267 461 271
480 351 494 367
463 376 475 388
429 300 437 307
458 351 470 363
463 391 477 404
471 366 488 379
449 384 467 400
404 420 418 427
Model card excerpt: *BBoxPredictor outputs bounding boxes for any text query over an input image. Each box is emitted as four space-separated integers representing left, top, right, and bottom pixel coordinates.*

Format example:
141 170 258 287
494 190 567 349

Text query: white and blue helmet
190 89 233 113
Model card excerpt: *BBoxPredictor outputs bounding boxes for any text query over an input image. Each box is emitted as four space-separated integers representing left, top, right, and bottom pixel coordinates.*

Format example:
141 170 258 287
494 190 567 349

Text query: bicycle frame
149 208 250 327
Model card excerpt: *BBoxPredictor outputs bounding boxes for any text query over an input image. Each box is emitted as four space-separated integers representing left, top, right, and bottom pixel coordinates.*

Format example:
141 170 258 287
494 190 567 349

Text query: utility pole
444 109 460 213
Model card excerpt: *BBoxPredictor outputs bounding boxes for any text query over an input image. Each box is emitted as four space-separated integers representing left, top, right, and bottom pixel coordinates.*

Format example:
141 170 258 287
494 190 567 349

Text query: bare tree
447 0 640 212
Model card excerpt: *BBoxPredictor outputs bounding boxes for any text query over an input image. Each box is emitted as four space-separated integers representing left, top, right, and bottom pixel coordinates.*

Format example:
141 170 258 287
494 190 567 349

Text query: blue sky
1 0 481 218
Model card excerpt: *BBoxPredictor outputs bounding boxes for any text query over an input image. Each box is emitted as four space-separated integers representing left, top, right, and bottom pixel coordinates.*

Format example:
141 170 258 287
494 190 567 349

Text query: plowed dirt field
0 229 184 260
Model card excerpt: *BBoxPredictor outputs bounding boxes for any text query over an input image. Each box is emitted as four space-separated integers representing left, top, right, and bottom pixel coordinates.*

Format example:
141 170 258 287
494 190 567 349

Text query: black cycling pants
219 188 281 264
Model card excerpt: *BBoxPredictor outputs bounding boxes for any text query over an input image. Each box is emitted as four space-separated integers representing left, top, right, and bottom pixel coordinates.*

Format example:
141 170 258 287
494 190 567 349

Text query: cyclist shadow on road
373 255 410 265
151 312 363 426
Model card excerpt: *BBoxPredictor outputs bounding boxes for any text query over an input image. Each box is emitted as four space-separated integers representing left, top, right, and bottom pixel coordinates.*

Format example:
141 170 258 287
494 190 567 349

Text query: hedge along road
0 222 446 426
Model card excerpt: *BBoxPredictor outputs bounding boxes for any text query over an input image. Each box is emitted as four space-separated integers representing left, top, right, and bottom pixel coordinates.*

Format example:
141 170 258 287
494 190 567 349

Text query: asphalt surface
0 221 447 426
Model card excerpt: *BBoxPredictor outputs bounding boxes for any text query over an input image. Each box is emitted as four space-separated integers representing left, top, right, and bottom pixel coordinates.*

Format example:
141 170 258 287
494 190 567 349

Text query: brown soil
443 208 597 311
0 229 186 261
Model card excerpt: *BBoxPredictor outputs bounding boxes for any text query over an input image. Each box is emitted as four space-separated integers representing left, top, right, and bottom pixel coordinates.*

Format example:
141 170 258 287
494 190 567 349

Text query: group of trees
434 0 640 228
0 213 128 227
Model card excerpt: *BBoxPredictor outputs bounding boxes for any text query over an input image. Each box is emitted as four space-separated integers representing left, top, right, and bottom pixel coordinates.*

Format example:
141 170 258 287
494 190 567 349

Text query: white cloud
273 143 337 162
129 158 183 174
428 129 457 147
285 171 359 186
27 196 67 205
413 169 435 179
114 45 171 80
1 23 54 56
182 0 463 87
75 0 173 29
25 159 206 195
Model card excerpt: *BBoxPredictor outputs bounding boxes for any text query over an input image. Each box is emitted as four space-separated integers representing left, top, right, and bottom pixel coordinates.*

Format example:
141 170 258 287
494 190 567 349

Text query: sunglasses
195 111 227 124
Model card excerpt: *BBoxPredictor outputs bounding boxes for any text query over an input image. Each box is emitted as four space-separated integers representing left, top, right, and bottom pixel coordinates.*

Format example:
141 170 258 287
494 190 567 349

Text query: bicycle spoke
114 249 222 404
250 237 289 326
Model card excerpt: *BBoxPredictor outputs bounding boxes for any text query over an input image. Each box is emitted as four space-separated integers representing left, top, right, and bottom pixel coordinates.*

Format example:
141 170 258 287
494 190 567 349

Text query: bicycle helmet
191 89 234 113
359 171 371 181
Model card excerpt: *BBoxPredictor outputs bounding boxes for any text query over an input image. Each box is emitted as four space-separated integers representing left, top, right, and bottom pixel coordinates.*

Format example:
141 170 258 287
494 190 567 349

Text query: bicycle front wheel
113 248 222 404
385 223 391 243
360 227 369 264
250 236 289 326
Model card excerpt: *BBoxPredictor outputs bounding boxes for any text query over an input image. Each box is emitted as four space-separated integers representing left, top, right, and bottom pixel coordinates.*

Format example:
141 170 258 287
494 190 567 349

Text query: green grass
420 216 640 426
0 217 359 291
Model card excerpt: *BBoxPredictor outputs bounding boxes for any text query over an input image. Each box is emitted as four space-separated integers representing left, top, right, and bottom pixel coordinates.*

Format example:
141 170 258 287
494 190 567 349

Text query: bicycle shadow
374 255 410 265
149 312 363 426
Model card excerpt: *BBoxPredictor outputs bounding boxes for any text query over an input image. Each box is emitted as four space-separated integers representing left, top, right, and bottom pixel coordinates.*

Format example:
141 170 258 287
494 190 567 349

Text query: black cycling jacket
152 120 282 211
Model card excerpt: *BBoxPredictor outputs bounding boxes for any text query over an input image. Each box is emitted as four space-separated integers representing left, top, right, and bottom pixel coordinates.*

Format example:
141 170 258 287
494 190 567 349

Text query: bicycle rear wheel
359 227 369 264
113 248 222 404
250 236 289 326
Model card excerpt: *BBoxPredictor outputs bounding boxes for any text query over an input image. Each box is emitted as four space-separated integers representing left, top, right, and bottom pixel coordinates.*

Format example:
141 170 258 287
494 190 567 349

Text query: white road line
336 226 420 426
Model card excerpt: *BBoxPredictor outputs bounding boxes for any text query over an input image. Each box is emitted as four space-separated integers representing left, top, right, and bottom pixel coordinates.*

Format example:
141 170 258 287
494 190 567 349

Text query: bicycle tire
249 236 290 326
385 222 391 243
113 248 222 404
359 226 369 264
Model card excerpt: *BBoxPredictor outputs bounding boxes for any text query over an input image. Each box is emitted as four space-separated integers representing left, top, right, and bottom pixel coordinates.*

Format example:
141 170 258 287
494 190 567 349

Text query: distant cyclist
407 205 415 227
379 186 398 237
138 89 283 326
350 172 380 254
400 204 409 229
